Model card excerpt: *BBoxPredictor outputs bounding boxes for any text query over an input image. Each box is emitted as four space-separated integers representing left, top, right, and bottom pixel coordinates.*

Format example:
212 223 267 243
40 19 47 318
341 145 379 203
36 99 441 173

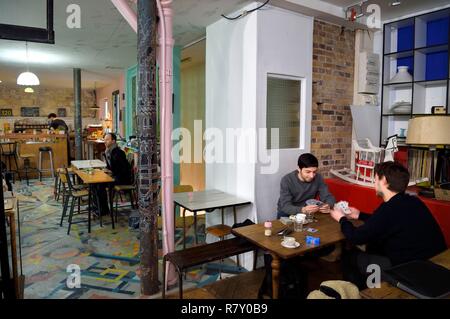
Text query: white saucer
281 240 300 248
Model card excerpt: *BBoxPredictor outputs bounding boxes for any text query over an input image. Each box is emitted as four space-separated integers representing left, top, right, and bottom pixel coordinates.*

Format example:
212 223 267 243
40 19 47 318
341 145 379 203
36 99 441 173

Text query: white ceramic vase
390 66 412 83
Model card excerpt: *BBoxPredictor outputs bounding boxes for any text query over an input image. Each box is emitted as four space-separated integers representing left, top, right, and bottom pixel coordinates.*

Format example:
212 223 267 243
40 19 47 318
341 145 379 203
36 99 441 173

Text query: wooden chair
58 168 90 235
112 158 138 222
54 167 82 203
174 185 194 250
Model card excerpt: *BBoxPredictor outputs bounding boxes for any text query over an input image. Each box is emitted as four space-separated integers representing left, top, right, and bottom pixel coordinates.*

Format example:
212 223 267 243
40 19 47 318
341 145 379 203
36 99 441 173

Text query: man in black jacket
330 161 446 289
104 133 132 185
94 133 132 216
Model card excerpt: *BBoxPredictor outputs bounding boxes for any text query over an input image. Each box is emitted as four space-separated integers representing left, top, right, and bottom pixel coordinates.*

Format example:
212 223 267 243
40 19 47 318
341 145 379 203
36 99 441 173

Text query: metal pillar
137 0 160 295
73 68 82 160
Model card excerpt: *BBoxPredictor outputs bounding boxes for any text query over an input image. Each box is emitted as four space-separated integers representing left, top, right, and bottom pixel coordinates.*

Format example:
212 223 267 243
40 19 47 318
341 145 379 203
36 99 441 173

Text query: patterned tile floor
13 178 243 299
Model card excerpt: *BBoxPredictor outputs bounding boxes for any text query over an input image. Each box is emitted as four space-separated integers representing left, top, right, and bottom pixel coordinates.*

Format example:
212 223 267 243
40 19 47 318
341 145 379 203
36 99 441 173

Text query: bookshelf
380 8 450 146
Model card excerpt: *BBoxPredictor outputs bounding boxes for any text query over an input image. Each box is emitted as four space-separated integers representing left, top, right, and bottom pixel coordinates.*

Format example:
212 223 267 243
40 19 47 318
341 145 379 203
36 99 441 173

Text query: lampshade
406 116 450 145
24 87 34 93
17 71 40 86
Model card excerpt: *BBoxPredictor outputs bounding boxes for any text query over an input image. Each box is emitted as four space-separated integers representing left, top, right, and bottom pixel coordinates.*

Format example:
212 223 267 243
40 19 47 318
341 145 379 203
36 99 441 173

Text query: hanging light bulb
17 42 40 86
24 87 34 93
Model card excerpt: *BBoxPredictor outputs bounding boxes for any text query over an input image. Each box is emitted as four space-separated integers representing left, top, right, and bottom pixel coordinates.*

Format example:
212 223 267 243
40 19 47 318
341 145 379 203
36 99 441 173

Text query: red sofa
325 178 450 247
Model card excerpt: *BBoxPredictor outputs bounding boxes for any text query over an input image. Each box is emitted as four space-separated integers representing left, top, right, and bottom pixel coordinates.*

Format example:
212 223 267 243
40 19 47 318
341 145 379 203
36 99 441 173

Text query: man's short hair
298 153 319 169
374 161 410 193
48 113 57 119
105 132 117 141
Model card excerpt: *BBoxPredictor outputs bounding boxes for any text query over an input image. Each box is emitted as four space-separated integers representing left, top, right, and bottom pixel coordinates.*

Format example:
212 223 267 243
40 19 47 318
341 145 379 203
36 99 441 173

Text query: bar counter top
0 133 68 178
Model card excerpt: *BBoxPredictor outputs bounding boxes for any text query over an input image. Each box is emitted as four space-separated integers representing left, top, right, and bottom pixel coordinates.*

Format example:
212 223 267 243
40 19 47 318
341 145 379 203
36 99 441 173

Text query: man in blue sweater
331 161 446 289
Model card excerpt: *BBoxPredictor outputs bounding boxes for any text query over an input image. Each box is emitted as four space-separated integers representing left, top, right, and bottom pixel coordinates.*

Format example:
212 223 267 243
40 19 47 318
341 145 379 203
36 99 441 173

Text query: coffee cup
284 236 296 245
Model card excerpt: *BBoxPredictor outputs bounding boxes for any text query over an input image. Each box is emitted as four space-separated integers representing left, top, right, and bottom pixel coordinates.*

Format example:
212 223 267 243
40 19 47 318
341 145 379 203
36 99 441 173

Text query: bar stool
206 207 238 279
0 142 21 182
38 146 55 181
19 153 38 186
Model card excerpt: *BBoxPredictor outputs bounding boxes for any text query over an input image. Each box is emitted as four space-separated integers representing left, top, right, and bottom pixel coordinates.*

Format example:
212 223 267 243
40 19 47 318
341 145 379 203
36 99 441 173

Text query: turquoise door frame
125 45 181 186
125 65 137 139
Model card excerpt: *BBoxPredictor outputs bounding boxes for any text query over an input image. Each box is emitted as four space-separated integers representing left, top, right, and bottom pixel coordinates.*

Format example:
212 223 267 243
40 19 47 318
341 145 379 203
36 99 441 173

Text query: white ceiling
0 0 252 88
0 0 449 89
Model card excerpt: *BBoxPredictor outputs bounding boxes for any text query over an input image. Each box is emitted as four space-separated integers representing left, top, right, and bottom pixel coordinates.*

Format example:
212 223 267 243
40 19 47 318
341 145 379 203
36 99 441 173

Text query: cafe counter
0 133 68 178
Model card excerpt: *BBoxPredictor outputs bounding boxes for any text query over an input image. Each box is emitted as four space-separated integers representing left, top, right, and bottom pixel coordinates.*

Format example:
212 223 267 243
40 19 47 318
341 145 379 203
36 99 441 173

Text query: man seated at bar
277 153 335 218
94 133 132 216
47 113 68 132
330 161 447 289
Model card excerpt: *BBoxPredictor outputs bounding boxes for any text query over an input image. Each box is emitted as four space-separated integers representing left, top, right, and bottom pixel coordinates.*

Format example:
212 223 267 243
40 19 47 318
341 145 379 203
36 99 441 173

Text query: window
266 74 302 149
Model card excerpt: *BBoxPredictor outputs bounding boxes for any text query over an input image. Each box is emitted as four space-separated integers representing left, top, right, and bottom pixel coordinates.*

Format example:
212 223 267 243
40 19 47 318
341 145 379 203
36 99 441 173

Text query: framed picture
0 108 13 117
21 106 39 117
57 108 67 117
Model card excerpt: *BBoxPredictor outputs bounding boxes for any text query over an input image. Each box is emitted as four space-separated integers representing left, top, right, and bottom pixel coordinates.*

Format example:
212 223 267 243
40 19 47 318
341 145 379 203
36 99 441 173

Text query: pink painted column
157 0 176 288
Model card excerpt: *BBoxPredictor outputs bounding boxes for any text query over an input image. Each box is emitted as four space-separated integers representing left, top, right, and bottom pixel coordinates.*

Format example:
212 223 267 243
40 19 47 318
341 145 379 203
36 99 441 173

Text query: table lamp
406 116 450 197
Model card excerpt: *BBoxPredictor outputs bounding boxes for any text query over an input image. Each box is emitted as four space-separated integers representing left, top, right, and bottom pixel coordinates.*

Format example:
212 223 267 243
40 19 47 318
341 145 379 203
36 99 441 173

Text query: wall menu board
0 108 13 117
21 107 40 117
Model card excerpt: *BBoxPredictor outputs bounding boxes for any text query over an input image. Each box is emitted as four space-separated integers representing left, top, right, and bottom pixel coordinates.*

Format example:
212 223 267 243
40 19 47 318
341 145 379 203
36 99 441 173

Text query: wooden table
71 159 107 170
173 190 251 249
360 249 450 299
75 169 115 230
232 213 357 299
4 196 24 299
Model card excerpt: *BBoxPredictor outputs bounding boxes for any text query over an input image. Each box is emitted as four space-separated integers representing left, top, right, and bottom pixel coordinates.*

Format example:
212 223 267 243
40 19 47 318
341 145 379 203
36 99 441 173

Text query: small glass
294 219 303 232
306 211 315 223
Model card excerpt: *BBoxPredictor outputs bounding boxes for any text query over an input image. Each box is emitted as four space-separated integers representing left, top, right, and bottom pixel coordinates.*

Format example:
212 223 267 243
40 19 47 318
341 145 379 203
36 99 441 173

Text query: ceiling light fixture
17 42 40 86
24 87 34 93
390 1 402 6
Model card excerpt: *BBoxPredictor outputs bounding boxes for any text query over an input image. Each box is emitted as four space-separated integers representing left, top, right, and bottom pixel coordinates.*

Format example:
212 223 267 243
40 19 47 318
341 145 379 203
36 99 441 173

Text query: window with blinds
266 75 301 149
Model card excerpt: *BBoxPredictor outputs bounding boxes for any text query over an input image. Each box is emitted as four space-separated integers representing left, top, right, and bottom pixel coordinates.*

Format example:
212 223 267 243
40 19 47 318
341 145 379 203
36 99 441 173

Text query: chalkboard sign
21 107 40 117
57 108 66 117
0 108 13 117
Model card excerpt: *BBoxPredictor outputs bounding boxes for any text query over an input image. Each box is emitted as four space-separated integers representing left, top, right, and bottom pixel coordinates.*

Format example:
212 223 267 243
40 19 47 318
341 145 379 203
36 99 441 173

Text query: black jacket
106 146 132 185
339 193 446 265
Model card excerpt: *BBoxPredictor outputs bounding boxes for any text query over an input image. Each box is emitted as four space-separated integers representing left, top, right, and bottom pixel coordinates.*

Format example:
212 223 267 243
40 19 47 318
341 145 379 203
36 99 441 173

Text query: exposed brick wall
0 85 95 119
311 20 354 177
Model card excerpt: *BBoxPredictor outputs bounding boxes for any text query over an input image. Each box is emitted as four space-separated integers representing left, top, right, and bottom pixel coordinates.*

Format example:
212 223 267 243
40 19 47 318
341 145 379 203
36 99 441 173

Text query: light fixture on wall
17 42 40 86
90 82 99 109
24 87 34 93
345 1 366 21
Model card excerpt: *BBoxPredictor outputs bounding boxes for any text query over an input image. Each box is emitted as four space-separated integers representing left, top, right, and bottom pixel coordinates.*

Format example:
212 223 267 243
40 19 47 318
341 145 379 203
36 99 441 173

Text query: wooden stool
206 207 238 278
19 153 38 186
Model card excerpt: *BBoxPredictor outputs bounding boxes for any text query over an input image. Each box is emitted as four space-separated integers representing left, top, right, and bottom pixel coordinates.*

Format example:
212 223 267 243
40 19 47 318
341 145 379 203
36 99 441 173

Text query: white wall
206 3 314 269
206 3 258 235
254 6 313 223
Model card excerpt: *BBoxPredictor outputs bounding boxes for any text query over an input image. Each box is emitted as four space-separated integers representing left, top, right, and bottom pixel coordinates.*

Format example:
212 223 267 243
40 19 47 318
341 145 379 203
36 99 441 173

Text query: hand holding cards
335 200 351 214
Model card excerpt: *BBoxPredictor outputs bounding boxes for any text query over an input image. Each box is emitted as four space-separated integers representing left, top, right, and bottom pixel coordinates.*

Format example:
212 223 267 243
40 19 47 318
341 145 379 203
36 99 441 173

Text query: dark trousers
93 185 110 216
342 247 392 290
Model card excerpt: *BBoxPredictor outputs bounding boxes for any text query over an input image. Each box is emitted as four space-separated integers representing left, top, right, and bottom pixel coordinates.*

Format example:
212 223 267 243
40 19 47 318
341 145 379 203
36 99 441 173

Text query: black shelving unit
380 8 450 146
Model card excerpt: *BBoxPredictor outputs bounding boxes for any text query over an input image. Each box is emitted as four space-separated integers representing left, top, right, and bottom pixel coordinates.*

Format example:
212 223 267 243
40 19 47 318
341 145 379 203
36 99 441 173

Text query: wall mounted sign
57 108 67 117
21 106 40 117
0 108 13 117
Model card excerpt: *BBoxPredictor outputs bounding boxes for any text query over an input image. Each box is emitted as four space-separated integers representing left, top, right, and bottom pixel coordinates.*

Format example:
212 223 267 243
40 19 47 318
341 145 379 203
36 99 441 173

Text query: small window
266 74 301 149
